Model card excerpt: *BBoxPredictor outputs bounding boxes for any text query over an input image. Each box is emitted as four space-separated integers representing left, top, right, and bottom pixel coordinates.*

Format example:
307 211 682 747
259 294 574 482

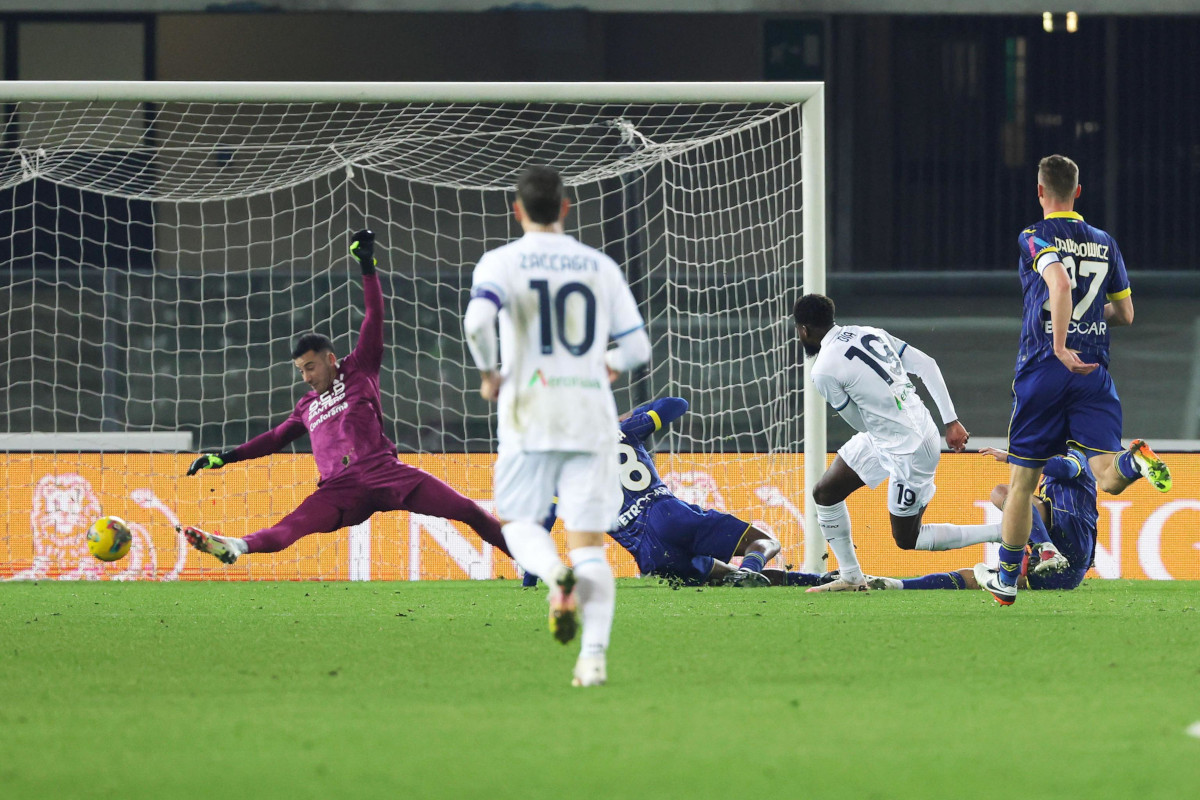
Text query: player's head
793 294 836 357
514 166 569 230
1037 155 1081 205
291 333 338 394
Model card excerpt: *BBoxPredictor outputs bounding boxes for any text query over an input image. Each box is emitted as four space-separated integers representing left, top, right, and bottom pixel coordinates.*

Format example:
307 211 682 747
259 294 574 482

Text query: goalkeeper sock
502 522 565 586
570 546 614 660
815 502 863 583
740 551 767 573
902 572 967 590
914 522 1002 551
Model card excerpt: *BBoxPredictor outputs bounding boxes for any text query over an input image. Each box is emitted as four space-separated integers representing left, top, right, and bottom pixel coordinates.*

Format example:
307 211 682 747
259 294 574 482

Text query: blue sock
785 571 823 587
1115 448 1139 480
522 571 539 587
741 551 767 573
1028 507 1051 547
901 572 967 590
1043 454 1082 480
997 542 1024 587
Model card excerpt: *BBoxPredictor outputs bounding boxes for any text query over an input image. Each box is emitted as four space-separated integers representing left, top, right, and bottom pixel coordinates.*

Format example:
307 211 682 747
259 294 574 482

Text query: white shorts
837 430 940 517
493 449 621 532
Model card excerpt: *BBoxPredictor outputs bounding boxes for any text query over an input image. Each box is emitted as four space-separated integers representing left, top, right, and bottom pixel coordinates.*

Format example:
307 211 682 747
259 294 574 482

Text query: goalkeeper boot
974 563 1017 606
1128 440 1172 492
547 567 578 645
805 576 868 593
178 525 242 565
723 568 771 588
572 655 607 688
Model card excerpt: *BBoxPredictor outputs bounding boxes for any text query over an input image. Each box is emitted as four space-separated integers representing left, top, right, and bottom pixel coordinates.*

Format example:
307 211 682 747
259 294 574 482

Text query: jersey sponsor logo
308 377 348 430
1052 238 1109 260
519 252 599 272
616 485 672 528
525 368 602 390
1043 319 1108 336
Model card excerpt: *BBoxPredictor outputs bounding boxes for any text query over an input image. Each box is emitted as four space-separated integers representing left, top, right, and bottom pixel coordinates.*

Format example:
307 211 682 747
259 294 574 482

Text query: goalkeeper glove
186 451 237 476
349 229 376 275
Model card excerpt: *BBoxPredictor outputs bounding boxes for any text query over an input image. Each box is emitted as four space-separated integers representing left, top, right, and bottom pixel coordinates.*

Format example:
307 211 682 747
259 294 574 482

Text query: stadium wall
3 452 1197 583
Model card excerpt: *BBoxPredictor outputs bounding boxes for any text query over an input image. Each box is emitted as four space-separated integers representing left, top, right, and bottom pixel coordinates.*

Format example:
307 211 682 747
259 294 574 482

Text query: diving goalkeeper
179 230 512 564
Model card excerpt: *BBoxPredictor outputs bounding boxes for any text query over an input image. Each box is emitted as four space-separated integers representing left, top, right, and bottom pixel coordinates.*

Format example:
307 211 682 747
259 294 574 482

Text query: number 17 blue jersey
1016 211 1130 374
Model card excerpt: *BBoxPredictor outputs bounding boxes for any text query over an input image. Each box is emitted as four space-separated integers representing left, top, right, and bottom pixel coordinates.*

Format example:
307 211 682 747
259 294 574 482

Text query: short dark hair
291 333 334 360
793 294 836 329
1038 155 1079 201
517 166 564 224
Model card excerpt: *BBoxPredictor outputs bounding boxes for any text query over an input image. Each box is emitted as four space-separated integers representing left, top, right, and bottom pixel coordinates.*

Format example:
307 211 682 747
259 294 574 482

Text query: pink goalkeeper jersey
230 274 399 484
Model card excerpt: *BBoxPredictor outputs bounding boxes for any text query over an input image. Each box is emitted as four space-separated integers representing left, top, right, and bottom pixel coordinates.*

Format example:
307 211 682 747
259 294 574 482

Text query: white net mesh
0 94 810 581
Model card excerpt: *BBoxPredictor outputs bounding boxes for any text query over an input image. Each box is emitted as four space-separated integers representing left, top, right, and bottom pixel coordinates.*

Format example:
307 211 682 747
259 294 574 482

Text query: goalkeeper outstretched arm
187 415 306 476
346 229 385 375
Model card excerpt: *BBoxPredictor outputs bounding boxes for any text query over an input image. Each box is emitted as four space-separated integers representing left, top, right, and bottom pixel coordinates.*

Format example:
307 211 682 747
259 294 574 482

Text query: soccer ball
86 515 133 562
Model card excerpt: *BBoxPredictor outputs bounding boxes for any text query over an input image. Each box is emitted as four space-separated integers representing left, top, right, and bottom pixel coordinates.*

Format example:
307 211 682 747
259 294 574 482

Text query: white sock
570 546 614 660
230 537 249 555
914 522 1002 551
502 521 566 584
815 502 863 583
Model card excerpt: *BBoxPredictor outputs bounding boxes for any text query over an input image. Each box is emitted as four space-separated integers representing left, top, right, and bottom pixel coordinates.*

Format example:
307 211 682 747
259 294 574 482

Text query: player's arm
186 413 306 475
898 343 968 452
813 372 867 433
605 269 650 377
620 396 688 440
1041 260 1097 375
464 294 501 402
346 229 385 374
1102 240 1134 327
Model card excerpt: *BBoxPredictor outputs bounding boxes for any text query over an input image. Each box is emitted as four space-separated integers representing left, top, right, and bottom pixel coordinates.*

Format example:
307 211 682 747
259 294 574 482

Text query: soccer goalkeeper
179 230 512 564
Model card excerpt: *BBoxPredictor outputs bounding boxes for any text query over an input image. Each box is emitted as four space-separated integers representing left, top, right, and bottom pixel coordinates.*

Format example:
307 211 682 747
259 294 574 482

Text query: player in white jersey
794 293 1000 592
464 166 650 687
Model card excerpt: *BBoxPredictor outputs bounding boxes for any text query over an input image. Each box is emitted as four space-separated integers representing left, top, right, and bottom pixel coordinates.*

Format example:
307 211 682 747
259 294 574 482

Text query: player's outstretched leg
178 524 246 565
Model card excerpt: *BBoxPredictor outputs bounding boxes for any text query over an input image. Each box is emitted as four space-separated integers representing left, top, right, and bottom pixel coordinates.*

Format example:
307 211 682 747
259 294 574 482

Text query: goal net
0 82 826 582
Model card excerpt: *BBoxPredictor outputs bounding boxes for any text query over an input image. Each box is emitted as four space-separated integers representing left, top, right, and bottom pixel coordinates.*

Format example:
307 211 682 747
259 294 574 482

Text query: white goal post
0 81 827 579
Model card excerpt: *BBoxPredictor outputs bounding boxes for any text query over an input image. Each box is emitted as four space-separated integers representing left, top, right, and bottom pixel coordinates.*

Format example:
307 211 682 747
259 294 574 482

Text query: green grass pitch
2 579 1198 799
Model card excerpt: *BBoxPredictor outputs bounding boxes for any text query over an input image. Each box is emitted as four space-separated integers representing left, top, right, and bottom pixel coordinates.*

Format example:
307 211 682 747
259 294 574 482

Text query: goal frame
0 80 827 573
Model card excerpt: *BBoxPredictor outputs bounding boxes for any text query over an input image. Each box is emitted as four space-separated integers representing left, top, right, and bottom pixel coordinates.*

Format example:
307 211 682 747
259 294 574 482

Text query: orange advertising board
1 452 1197 582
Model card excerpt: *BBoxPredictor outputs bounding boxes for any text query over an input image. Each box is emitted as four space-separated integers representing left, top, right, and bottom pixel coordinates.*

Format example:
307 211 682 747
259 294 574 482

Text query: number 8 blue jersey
1016 211 1131 374
607 397 688 554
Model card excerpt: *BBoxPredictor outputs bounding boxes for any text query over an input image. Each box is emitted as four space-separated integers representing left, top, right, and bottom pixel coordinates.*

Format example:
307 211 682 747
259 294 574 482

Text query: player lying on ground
180 230 512 564
868 448 1097 593
527 396 830 589
794 293 1004 593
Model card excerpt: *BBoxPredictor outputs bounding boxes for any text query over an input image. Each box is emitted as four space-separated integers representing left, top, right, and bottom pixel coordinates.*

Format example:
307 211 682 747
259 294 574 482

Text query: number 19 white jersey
810 324 938 455
471 231 645 453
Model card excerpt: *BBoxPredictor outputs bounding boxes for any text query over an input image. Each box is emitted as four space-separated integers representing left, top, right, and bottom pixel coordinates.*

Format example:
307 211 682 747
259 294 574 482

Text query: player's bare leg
1089 440 1172 495
178 524 246 565
567 529 611 687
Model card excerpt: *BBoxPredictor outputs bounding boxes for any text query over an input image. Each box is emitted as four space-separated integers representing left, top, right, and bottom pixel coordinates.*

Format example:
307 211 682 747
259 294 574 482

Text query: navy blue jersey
1016 212 1130 373
1039 452 1099 539
608 397 688 554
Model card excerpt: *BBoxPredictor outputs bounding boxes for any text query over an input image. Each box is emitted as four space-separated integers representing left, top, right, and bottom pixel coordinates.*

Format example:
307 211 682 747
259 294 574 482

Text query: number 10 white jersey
471 231 645 453
810 324 938 455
